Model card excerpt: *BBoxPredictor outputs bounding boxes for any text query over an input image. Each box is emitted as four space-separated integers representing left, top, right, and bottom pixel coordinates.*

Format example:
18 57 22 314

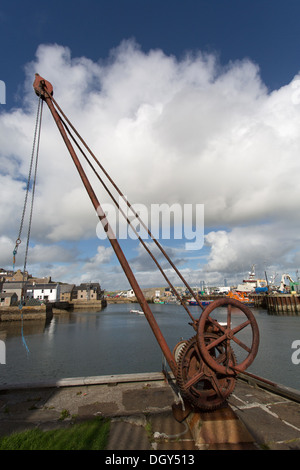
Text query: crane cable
12 96 43 354
13 96 43 273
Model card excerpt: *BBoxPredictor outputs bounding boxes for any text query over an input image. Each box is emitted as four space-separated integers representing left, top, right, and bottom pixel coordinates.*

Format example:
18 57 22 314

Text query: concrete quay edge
1 371 299 404
0 372 166 391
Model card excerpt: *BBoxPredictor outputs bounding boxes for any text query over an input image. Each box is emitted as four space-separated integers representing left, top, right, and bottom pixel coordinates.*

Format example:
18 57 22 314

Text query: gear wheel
176 334 237 411
197 297 259 375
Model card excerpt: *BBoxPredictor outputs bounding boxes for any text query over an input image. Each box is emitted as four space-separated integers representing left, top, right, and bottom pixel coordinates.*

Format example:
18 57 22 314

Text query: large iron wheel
176 335 236 411
197 297 259 375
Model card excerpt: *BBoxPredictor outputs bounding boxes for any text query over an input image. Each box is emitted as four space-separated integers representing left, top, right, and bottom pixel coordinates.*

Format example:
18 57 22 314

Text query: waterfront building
0 292 18 306
72 283 104 301
28 283 61 302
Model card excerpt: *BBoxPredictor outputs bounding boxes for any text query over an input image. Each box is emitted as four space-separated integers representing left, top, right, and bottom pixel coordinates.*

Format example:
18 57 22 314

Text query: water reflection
0 303 299 390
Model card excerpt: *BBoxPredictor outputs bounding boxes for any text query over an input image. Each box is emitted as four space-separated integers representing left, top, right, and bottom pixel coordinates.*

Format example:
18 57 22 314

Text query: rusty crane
30 73 259 412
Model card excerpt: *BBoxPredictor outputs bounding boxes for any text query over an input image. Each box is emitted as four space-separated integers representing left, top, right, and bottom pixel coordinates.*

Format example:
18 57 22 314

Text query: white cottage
31 283 60 302
126 289 135 298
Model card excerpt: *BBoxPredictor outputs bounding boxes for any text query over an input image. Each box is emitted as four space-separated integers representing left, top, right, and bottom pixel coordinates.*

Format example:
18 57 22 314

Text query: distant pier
263 294 300 315
247 293 300 314
0 299 108 321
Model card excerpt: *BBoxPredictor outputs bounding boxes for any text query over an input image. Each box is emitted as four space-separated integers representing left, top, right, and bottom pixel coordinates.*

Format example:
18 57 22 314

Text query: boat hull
187 300 213 307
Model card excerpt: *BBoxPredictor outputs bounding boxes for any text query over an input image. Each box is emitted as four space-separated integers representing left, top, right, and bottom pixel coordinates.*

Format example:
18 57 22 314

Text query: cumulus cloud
1 40 300 287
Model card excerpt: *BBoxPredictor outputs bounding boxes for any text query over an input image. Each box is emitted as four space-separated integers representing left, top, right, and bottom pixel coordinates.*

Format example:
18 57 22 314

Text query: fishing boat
236 265 267 293
187 299 198 306
200 300 214 307
226 290 254 306
187 298 213 307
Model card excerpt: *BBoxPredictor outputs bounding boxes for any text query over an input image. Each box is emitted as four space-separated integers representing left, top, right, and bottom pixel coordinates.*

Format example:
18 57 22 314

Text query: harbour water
0 303 299 391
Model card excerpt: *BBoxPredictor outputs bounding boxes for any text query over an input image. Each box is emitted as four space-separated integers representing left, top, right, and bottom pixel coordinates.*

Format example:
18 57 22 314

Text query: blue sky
2 0 300 101
1 1 300 290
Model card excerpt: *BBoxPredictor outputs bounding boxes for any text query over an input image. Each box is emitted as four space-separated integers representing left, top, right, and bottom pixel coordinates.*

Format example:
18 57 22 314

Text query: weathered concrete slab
229 380 300 450
122 386 175 412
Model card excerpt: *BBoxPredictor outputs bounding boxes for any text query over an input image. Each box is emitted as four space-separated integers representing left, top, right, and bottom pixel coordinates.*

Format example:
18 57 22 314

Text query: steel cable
13 97 43 354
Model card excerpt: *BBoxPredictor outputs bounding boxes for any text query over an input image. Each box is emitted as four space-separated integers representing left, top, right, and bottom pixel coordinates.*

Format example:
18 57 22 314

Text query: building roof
2 281 24 288
60 284 75 293
75 283 101 291
31 283 59 289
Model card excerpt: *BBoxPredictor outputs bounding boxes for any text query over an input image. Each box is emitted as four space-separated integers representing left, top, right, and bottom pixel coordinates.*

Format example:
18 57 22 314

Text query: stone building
72 283 103 301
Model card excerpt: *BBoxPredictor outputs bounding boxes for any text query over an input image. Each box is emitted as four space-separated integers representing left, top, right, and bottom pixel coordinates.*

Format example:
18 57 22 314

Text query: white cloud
79 245 114 283
203 221 300 284
83 245 113 268
1 40 300 288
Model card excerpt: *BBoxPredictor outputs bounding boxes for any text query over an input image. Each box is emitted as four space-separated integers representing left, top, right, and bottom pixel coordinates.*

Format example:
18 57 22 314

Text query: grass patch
59 408 71 420
0 416 110 450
